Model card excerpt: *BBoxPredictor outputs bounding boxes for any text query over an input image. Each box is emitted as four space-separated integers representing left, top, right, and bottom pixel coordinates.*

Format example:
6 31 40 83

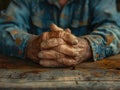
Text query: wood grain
0 54 120 89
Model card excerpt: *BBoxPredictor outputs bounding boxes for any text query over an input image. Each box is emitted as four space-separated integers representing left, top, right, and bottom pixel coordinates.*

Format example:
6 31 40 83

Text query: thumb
65 28 71 33
50 23 64 32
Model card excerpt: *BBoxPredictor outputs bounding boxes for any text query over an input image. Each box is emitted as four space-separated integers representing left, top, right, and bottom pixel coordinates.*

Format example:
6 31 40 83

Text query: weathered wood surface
0 54 120 90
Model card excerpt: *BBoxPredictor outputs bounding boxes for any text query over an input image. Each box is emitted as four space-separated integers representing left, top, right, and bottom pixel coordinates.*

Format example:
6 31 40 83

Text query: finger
40 32 49 41
50 24 71 33
39 60 64 67
38 50 65 59
41 38 66 49
65 28 71 33
57 57 77 67
50 23 64 32
49 24 78 45
54 45 81 57
49 31 78 45
41 27 78 45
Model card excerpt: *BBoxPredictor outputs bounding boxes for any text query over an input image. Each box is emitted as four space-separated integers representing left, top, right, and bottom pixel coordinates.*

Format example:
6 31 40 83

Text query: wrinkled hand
38 38 92 67
38 25 92 67
26 24 78 64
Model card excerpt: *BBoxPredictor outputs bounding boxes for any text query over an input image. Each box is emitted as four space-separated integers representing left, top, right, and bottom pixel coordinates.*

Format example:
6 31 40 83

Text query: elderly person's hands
26 24 78 64
38 24 92 67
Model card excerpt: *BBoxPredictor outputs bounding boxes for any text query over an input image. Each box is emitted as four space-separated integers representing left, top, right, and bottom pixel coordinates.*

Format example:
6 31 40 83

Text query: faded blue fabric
0 0 120 60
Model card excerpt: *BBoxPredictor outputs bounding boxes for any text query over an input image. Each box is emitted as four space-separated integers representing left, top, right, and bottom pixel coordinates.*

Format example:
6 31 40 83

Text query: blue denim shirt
0 0 120 61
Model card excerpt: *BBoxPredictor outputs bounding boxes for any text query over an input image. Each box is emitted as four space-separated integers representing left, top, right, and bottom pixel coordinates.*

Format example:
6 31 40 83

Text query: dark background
0 0 120 11
0 0 10 10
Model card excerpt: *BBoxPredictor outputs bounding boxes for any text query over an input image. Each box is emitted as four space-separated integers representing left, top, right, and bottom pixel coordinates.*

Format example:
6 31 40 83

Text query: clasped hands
26 24 92 67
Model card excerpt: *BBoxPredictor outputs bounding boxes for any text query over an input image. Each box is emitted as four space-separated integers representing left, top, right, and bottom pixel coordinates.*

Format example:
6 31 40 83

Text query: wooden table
0 54 120 90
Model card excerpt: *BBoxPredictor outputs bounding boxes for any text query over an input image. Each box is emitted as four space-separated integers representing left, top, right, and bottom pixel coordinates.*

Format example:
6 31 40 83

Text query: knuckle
40 42 46 49
49 31 59 38
73 51 79 56
57 38 65 43
67 60 77 67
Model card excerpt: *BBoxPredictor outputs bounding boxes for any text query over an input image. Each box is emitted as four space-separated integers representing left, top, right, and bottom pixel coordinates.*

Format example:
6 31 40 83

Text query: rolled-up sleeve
84 0 120 61
0 0 32 58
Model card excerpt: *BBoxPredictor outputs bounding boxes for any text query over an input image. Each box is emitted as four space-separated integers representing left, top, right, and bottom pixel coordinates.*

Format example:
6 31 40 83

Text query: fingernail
72 39 78 45
41 42 46 48
38 53 43 58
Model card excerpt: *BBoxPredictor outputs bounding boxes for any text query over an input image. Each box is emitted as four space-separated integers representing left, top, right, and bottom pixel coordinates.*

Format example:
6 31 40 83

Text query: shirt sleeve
84 0 120 61
0 0 32 58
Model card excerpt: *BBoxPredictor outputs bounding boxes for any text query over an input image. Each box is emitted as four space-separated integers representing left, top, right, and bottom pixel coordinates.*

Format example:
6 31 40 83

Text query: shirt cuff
6 28 32 58
83 35 106 61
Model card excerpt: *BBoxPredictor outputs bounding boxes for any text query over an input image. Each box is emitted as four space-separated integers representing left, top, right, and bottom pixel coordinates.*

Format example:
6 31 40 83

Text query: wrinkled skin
26 24 78 63
39 35 92 67
26 24 92 67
